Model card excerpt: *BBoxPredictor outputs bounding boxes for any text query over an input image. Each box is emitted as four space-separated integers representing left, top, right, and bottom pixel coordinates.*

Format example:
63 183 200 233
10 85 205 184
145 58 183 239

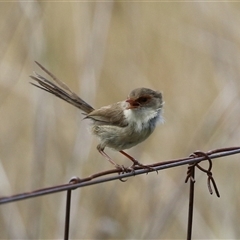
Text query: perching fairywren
30 62 164 171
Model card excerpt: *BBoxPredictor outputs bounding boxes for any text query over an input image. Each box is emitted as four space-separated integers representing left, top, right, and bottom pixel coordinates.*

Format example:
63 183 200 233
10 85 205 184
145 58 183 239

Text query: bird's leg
119 150 141 165
119 150 157 173
97 147 128 173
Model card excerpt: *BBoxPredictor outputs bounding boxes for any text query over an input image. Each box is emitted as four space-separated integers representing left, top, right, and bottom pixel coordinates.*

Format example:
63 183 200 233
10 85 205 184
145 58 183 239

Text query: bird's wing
85 102 128 127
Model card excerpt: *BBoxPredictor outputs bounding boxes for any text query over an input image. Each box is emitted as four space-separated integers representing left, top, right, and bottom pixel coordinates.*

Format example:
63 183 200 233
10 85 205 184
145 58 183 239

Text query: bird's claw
131 160 158 174
115 164 129 173
115 164 131 182
115 160 158 182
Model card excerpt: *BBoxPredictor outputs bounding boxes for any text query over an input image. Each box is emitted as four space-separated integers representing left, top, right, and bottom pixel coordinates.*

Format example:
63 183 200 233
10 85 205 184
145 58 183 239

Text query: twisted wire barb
185 149 224 240
0 147 239 205
186 151 220 197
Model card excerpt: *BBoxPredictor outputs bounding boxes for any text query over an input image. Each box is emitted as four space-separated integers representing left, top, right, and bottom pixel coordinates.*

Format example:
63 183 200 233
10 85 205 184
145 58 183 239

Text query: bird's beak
126 98 139 109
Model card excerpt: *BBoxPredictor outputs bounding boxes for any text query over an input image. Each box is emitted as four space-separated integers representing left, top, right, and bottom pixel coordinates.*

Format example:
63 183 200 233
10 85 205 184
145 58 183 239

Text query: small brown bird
30 62 163 171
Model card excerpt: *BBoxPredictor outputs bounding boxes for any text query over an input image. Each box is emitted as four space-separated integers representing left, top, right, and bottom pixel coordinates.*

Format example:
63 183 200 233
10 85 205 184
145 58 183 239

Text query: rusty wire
185 149 223 240
0 146 239 205
0 147 240 240
187 161 195 240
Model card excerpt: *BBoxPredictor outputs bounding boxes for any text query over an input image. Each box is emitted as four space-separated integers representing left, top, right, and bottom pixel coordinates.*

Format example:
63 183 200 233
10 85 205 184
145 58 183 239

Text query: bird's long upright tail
30 61 95 114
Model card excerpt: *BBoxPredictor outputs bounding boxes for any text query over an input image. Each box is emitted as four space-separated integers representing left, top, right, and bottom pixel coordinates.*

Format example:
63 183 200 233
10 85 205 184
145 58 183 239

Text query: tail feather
30 62 95 114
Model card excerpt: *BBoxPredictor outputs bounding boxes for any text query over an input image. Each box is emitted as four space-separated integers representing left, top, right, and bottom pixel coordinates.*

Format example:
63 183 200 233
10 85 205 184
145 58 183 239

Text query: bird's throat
123 108 162 132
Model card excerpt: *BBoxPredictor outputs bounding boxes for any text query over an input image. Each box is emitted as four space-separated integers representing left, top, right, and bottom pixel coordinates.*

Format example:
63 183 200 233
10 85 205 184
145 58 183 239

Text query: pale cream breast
123 108 162 132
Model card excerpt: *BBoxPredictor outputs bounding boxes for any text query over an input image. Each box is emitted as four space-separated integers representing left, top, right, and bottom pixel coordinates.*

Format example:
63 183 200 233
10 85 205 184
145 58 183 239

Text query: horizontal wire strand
0 147 240 205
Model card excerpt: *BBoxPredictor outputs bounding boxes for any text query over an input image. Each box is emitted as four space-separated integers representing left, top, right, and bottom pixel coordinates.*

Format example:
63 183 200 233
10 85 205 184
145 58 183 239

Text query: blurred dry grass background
0 1 240 239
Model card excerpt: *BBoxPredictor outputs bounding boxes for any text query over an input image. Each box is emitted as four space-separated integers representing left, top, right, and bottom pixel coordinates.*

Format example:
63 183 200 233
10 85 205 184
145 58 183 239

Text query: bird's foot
114 164 133 182
130 159 158 174
115 164 131 174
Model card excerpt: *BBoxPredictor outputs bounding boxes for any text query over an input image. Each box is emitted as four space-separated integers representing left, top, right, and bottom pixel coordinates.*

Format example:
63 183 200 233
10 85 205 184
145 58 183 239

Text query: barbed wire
1 146 239 205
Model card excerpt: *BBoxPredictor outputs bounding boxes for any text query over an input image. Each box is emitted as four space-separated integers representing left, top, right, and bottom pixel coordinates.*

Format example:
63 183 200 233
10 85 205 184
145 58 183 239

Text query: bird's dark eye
137 96 149 104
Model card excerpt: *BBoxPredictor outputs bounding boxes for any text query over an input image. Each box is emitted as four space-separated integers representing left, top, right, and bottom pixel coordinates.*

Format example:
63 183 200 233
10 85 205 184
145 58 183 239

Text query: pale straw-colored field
1 2 240 239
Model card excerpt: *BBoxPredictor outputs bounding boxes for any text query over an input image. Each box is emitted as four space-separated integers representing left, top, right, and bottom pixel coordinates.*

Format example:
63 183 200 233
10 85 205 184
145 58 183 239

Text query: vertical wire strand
64 190 72 240
187 166 195 240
